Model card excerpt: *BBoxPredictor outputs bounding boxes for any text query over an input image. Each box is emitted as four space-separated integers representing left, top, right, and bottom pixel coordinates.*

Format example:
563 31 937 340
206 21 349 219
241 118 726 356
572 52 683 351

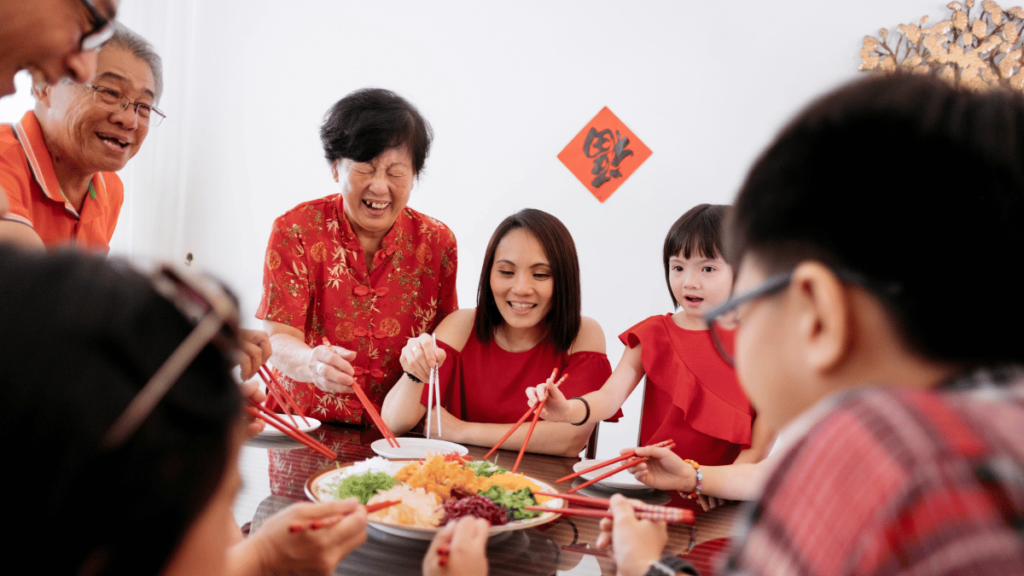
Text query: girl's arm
630 445 777 501
527 337 646 425
732 414 776 465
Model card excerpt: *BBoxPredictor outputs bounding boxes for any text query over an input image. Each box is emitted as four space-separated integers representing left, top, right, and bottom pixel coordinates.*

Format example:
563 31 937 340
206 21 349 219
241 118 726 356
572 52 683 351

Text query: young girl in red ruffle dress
529 204 769 468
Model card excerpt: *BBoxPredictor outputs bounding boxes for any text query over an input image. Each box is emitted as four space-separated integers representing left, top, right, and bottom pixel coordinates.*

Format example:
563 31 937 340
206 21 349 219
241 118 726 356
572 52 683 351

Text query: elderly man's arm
0 221 45 250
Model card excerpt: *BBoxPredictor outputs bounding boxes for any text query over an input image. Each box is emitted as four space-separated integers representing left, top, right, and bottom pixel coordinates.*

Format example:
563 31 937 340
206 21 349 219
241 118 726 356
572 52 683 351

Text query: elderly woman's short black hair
728 73 1024 367
320 88 433 174
0 247 241 576
663 204 729 308
475 209 582 353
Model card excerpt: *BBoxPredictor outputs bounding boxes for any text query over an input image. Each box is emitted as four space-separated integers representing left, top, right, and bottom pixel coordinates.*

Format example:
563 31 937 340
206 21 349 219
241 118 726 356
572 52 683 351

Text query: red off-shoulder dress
419 327 621 424
621 314 753 465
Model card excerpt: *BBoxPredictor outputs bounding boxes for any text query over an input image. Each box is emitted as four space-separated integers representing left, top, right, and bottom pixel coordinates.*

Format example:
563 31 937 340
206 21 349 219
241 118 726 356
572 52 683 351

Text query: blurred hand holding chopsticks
558 439 675 493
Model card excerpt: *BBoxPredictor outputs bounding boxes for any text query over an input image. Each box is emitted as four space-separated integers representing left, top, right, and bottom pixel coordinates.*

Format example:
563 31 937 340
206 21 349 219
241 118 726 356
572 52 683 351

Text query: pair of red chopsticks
287 499 400 532
245 365 337 459
557 439 675 494
481 368 569 473
321 337 400 448
526 492 694 524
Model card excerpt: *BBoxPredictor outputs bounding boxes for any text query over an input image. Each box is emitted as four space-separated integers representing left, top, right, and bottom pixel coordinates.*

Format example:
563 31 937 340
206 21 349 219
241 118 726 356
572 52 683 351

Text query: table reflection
239 423 741 575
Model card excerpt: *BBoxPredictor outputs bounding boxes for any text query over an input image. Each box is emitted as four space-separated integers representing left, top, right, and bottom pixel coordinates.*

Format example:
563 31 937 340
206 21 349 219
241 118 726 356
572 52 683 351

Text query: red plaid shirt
724 367 1024 576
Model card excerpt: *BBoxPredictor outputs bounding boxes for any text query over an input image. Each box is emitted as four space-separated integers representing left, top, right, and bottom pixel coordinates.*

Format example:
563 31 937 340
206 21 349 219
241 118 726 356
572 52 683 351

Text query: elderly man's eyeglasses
86 84 166 127
100 266 241 450
704 268 901 366
79 0 114 52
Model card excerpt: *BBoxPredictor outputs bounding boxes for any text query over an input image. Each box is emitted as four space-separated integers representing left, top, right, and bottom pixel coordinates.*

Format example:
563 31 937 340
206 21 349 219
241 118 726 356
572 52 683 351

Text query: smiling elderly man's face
36 43 156 175
0 0 120 97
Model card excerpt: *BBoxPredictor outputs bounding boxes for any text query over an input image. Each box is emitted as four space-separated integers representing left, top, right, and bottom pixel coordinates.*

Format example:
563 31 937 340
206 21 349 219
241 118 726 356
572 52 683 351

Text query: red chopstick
351 382 399 448
287 500 400 533
556 439 675 483
485 368 566 462
437 545 450 567
522 505 694 524
512 397 544 473
534 491 696 523
259 365 311 427
483 402 539 460
321 337 399 448
246 401 337 459
566 456 647 494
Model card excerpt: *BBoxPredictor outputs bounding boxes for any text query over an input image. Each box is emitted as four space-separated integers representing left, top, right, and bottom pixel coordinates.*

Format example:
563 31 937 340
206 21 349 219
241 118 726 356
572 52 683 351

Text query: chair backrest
585 421 600 460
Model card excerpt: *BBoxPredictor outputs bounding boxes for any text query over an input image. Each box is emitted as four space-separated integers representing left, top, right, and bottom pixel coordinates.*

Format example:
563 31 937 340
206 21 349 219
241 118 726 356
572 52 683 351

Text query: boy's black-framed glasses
704 268 901 366
79 0 114 52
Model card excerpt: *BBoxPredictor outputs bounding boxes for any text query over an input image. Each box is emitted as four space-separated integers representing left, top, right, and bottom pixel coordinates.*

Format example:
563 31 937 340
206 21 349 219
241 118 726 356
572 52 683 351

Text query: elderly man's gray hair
104 22 164 102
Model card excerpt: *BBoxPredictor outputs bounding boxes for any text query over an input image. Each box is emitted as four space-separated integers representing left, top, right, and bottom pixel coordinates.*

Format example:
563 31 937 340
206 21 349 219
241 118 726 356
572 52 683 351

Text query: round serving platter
305 459 565 541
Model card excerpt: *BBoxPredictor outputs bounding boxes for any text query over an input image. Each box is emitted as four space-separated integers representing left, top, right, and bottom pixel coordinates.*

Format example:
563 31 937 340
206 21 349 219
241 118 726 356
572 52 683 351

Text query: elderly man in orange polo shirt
0 22 162 252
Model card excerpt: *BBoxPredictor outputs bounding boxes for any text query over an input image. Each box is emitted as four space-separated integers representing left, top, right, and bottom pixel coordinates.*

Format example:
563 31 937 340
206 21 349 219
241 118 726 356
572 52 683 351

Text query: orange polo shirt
0 111 123 252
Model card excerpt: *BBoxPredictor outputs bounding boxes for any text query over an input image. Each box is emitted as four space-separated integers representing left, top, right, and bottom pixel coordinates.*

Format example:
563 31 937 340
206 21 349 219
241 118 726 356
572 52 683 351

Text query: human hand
248 499 367 575
595 494 668 576
399 333 446 384
423 517 489 576
629 446 694 492
238 329 272 381
525 371 573 422
306 341 357 394
239 377 268 437
698 495 729 511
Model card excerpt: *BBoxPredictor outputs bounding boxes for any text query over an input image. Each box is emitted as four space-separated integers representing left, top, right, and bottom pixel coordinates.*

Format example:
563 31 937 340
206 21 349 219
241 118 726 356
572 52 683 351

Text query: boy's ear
789 262 852 375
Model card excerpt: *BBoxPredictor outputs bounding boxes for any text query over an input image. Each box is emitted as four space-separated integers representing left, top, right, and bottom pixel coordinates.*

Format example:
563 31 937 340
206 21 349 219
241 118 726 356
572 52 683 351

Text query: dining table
237 423 744 576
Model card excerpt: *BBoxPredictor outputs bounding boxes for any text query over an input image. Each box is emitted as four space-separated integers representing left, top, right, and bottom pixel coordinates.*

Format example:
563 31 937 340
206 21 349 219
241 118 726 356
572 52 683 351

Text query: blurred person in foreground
589 73 1024 575
0 22 160 252
0 245 485 576
0 0 118 98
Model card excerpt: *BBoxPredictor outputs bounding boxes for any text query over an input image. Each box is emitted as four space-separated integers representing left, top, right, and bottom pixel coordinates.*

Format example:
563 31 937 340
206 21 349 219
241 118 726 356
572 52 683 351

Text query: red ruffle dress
621 314 753 465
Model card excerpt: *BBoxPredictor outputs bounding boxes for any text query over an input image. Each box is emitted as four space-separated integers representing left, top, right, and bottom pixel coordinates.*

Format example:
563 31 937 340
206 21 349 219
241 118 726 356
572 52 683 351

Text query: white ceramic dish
256 414 321 437
305 459 564 540
370 437 468 459
572 459 653 491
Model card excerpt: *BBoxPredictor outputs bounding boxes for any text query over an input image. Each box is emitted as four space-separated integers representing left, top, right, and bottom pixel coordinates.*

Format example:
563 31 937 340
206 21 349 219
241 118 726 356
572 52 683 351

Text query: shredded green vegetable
478 485 541 520
327 471 398 504
466 460 508 477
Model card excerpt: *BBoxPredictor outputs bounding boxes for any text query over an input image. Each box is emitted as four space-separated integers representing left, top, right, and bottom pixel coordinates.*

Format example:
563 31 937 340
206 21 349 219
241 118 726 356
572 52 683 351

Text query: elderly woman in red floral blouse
257 88 457 424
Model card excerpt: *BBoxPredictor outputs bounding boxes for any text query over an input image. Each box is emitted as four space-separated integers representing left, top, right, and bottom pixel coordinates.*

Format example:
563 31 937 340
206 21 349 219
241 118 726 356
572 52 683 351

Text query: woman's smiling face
334 145 414 242
489 228 554 331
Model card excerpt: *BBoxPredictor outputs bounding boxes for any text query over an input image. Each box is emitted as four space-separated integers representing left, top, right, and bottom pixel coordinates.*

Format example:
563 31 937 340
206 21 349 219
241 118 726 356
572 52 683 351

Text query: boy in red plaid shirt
596 74 1024 576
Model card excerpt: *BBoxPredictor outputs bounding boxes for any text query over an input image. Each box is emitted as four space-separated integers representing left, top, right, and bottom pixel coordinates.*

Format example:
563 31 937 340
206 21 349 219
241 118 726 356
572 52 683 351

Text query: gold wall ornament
861 0 1024 91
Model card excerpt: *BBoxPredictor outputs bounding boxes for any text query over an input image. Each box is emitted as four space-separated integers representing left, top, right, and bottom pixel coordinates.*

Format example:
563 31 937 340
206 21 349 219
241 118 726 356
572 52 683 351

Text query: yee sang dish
319 453 556 528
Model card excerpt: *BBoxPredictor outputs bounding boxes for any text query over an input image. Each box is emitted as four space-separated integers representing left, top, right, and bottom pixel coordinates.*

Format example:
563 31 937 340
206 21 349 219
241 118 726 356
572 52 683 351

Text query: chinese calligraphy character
583 128 634 188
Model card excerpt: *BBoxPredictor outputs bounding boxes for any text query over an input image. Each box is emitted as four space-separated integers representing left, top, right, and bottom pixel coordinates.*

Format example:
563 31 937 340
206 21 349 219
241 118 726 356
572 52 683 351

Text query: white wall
2 0 954 458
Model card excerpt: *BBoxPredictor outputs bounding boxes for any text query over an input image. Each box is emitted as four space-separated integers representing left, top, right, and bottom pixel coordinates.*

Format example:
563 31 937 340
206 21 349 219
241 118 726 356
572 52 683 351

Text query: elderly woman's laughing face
332 145 414 244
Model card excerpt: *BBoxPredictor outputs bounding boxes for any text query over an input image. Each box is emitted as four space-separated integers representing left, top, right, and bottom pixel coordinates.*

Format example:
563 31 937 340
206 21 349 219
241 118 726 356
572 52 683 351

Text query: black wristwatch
644 555 699 576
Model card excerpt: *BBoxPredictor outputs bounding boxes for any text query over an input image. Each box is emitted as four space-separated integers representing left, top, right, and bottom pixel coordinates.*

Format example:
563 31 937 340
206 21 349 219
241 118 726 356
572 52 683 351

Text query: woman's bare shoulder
435 309 477 352
569 316 606 355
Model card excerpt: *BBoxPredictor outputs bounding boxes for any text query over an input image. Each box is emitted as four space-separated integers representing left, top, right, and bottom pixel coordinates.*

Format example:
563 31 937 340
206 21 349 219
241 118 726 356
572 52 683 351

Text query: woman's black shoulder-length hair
475 209 582 353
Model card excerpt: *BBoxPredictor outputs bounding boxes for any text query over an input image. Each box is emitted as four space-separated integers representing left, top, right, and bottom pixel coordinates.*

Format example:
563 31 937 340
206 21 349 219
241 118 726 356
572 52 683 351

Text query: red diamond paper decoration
558 107 652 203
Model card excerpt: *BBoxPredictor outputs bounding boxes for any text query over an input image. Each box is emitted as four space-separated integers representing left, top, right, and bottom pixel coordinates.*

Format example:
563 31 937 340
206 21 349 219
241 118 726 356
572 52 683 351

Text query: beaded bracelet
570 396 591 426
680 459 703 500
405 371 424 384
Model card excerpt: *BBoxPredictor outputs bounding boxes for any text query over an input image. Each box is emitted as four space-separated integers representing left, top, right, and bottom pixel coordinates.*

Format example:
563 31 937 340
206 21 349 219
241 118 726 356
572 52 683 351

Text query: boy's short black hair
663 204 729 308
728 73 1024 366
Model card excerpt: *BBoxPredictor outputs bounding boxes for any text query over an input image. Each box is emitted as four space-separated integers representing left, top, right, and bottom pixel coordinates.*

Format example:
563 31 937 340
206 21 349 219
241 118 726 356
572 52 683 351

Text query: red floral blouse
256 194 458 424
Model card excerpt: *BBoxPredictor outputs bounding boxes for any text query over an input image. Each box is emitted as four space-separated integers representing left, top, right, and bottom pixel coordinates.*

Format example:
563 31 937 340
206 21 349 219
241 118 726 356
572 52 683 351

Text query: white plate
256 414 321 437
370 437 468 459
573 459 653 491
306 460 565 540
